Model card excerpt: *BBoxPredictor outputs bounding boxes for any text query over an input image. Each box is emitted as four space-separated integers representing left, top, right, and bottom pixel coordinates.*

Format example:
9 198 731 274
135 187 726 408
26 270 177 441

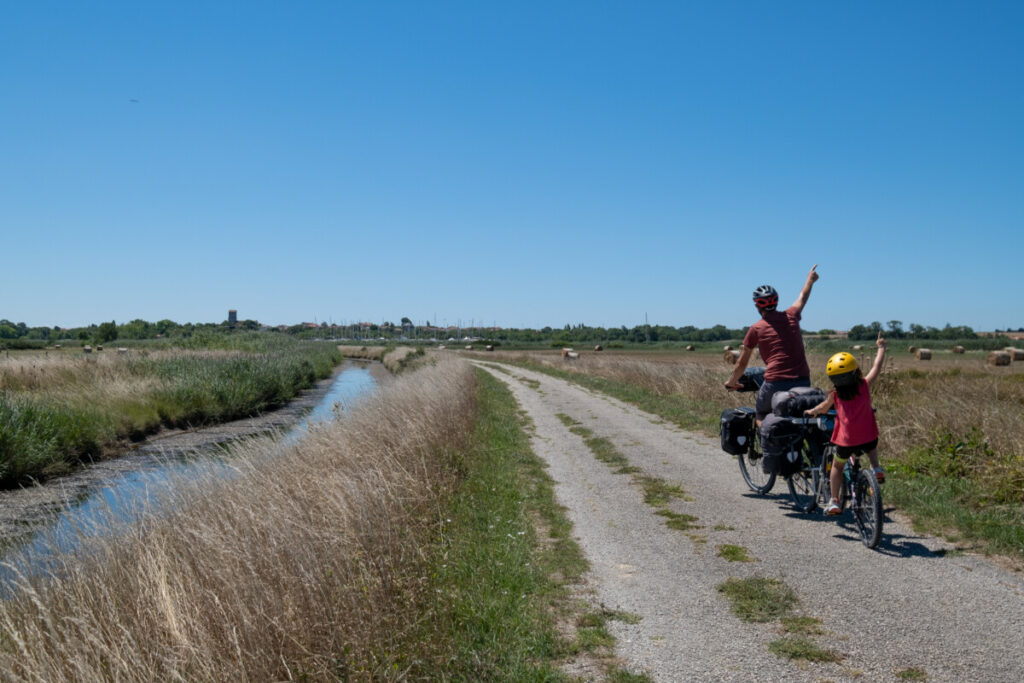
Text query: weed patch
717 577 798 623
717 544 754 562
767 636 842 663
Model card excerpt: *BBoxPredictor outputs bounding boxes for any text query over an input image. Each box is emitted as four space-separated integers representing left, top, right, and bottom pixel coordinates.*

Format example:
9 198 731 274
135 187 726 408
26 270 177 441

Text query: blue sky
2 1 1020 331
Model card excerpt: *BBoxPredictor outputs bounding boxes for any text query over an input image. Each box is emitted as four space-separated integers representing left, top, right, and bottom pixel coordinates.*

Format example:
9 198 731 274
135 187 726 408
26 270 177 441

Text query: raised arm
865 331 887 387
725 345 755 390
791 264 819 313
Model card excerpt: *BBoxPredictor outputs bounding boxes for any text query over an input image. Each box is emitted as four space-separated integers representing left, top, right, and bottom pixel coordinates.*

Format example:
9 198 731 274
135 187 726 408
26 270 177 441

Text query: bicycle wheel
786 442 819 513
852 469 883 548
738 429 776 495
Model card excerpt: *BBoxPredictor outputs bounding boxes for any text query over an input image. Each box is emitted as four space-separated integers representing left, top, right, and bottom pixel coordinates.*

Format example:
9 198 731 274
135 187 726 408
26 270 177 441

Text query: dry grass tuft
0 358 476 681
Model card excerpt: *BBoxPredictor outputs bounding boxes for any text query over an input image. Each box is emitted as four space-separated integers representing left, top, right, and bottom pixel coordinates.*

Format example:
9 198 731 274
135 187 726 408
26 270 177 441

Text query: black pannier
760 414 803 476
771 386 828 418
720 407 755 455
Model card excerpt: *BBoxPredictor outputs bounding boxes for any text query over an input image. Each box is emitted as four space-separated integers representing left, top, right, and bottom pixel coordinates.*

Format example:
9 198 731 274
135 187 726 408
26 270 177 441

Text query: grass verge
406 369 644 679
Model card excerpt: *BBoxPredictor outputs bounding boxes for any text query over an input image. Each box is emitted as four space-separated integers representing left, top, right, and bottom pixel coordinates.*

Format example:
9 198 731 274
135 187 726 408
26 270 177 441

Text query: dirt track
476 361 1024 682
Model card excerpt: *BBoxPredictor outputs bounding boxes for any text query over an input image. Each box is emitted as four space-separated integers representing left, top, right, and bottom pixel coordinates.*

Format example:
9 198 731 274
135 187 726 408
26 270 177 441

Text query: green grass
779 616 825 635
716 577 798 623
767 636 842 663
717 544 754 562
896 666 928 680
885 473 1024 556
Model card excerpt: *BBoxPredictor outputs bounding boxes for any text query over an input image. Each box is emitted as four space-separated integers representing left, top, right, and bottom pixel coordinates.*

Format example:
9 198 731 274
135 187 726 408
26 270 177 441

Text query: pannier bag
771 386 828 418
736 366 766 393
720 407 755 455
760 414 803 476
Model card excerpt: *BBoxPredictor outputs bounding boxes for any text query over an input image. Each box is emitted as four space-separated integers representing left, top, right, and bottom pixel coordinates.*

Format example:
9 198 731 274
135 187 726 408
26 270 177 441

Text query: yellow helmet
826 352 858 377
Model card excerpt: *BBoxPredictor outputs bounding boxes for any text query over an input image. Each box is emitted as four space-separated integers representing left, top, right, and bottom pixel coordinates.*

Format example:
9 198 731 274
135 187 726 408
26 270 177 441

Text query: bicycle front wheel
852 470 883 548
738 431 775 495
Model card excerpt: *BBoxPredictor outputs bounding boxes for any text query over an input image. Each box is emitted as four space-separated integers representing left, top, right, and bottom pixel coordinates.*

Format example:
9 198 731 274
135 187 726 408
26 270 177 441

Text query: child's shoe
825 499 841 516
872 467 885 484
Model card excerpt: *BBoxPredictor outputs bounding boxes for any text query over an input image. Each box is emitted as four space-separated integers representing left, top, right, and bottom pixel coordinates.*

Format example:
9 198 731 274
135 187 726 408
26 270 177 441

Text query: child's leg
830 455 845 501
865 447 880 471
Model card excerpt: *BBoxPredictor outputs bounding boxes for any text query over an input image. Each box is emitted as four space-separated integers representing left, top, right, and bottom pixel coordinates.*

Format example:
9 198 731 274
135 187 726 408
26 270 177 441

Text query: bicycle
800 411 884 548
722 367 776 495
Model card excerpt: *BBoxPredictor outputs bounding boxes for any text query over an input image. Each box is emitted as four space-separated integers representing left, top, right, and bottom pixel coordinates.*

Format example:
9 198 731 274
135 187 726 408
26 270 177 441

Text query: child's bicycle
794 411 884 549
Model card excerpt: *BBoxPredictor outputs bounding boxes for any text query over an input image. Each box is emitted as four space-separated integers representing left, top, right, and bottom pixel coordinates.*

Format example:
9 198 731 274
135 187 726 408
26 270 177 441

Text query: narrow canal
0 362 381 587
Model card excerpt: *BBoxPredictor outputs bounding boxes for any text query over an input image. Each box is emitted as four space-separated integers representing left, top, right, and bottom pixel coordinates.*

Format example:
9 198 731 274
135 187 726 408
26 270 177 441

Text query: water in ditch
0 363 379 589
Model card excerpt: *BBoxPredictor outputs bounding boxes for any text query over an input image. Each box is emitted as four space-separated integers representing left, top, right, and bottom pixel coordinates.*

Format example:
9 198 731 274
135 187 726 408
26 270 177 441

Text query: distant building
228 309 238 325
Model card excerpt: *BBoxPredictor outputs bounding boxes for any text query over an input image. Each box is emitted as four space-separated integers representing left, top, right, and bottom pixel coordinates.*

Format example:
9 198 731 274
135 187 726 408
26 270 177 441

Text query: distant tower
228 309 238 325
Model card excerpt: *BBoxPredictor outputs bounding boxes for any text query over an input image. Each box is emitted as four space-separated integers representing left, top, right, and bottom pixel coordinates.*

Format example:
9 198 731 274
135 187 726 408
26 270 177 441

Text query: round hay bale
852 345 864 351
685 345 695 351
988 351 1011 366
908 345 918 354
438 345 446 350
1007 348 1024 362
485 345 494 352
82 345 92 354
594 345 603 352
724 350 741 365
465 345 473 351
952 345 966 354
915 348 932 360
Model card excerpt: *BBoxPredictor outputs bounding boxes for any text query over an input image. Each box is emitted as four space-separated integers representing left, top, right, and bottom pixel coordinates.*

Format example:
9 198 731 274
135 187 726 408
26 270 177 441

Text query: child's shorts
834 439 878 460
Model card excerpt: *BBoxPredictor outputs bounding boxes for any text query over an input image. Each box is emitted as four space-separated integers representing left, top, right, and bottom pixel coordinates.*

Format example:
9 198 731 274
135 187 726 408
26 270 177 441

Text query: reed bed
0 358 477 681
0 339 341 485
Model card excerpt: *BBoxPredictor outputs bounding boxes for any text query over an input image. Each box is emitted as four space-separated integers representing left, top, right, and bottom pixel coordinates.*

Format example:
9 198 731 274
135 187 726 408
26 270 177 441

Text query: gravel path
476 361 1024 682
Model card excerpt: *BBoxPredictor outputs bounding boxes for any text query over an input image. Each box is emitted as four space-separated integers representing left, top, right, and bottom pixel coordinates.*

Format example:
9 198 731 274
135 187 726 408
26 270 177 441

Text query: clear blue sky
2 1 1020 332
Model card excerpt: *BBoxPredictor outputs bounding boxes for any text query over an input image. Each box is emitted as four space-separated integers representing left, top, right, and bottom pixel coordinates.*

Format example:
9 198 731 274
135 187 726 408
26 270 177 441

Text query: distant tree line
847 320 981 341
2 316 1016 348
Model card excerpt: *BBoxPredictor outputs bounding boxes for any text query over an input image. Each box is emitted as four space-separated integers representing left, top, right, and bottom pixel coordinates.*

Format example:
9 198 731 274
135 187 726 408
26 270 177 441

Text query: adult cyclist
725 265 819 422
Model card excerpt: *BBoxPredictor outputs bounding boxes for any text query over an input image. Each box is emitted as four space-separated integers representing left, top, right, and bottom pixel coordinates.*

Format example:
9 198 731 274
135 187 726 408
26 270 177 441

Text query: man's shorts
834 439 879 460
755 377 810 419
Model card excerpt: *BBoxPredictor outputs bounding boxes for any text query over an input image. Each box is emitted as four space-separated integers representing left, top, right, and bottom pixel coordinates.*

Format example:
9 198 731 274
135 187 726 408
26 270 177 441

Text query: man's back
743 306 810 381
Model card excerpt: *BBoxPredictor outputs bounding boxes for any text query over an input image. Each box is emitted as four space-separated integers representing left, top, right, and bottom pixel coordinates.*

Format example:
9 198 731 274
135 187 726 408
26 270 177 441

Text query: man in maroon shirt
725 265 819 420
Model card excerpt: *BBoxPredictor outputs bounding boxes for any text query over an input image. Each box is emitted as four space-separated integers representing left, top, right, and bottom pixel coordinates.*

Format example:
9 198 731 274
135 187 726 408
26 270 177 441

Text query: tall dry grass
0 358 476 681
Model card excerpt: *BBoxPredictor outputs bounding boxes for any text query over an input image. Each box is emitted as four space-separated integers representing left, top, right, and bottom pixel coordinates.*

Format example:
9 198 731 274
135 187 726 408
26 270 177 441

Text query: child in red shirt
806 332 887 515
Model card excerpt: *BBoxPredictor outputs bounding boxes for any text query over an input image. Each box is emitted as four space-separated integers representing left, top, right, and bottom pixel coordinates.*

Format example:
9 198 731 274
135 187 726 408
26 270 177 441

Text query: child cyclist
805 331 887 515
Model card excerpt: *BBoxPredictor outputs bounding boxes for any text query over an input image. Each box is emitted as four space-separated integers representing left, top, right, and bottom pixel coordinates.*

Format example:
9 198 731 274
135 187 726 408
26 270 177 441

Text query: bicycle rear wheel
738 429 776 494
852 469 883 548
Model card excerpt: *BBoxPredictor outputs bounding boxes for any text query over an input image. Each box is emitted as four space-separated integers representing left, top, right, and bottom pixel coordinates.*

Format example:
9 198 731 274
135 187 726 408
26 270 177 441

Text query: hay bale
438 345 446 350
96 345 103 351
908 345 918 354
82 345 92 354
988 351 1011 366
915 348 932 360
952 345 966 354
465 345 473 351
852 345 864 351
485 345 494 352
685 345 695 351
724 345 733 352
1007 348 1024 361
724 350 741 365
594 345 603 352
117 347 128 354
566 351 579 360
